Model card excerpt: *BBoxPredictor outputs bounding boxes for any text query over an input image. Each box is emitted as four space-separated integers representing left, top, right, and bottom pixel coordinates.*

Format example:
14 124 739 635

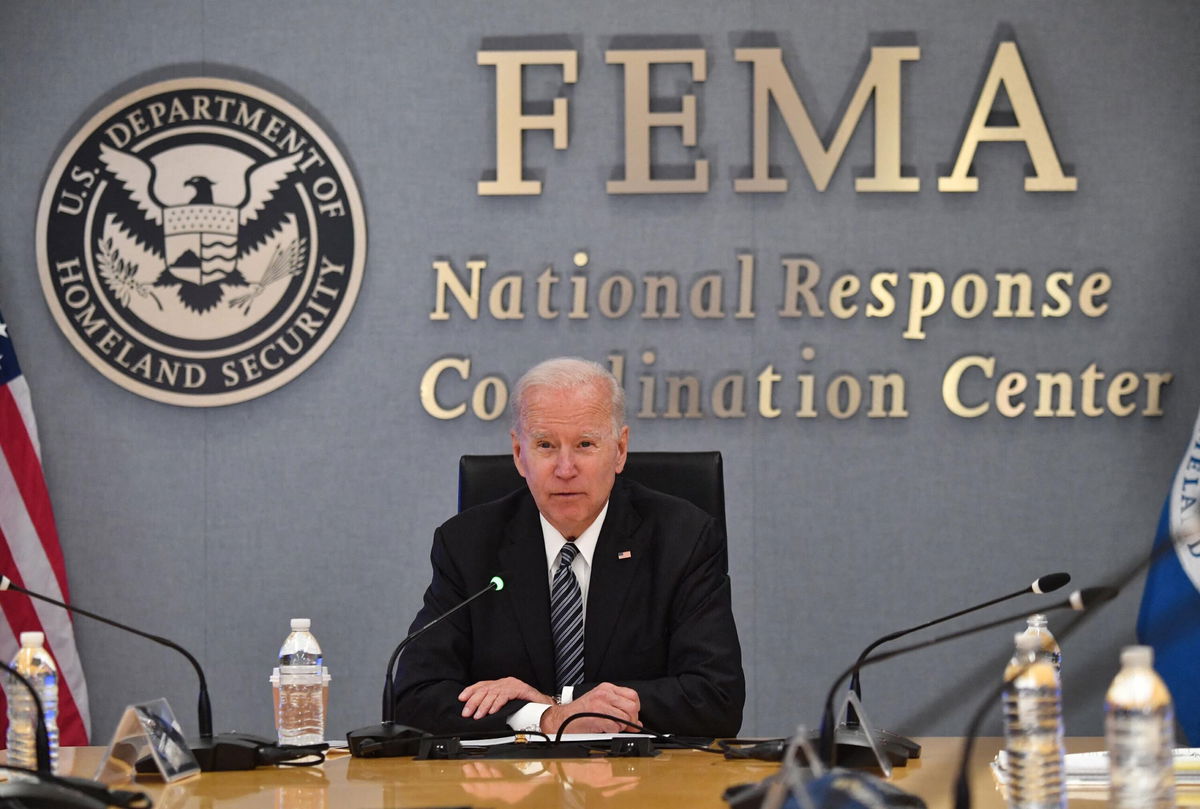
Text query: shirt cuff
561 686 575 703
506 702 552 733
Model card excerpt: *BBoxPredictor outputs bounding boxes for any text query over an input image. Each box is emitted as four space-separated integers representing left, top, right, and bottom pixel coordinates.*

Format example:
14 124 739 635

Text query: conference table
39 737 1124 809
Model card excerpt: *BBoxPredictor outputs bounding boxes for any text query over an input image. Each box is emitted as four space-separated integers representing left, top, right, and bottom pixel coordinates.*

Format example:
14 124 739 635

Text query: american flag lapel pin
617 550 632 560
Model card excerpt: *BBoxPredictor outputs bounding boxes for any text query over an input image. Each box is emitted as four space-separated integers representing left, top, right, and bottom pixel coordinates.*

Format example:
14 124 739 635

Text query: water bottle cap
290 618 311 631
1026 613 1047 627
1120 645 1153 668
19 631 44 647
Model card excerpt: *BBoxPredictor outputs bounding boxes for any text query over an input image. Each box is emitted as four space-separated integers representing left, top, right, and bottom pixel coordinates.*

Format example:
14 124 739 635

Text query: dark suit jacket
393 476 745 737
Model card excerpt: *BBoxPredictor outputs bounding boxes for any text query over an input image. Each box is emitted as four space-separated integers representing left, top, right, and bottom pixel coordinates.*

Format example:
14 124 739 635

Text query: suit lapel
498 496 557 690
585 480 646 680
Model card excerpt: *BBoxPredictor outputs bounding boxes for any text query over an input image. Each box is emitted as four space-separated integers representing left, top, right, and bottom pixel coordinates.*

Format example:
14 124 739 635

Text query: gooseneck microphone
0 575 214 736
953 538 1184 809
0 574 270 771
826 572 1071 767
347 574 505 758
847 571 1071 702
818 586 1115 767
381 575 506 724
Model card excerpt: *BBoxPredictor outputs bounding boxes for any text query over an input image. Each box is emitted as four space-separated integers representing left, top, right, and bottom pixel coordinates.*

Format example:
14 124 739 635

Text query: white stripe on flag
8 375 40 458
0 458 67 604
0 452 90 734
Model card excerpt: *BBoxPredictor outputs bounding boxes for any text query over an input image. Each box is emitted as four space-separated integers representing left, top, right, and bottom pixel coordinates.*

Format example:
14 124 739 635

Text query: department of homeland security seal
36 77 365 406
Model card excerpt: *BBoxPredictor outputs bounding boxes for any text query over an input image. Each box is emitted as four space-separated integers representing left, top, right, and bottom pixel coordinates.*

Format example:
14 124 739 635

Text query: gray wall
2 0 1198 745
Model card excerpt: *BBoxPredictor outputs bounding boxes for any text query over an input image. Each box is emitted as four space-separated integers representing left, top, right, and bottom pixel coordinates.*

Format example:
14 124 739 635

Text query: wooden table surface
45 737 1112 809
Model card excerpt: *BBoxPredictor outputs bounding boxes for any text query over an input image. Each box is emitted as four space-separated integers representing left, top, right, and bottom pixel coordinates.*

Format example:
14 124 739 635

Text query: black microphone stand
818 587 1115 767
951 543 1176 809
0 576 271 771
839 573 1071 766
847 574 1070 704
347 576 504 757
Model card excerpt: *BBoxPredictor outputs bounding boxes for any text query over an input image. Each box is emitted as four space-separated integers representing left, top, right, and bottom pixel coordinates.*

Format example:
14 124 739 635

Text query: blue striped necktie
551 541 585 691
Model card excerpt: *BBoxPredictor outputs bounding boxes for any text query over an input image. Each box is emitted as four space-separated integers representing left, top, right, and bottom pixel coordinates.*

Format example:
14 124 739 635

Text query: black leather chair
458 451 726 536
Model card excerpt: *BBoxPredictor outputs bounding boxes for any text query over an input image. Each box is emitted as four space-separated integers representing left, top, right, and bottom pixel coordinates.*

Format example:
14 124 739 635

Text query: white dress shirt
505 501 609 732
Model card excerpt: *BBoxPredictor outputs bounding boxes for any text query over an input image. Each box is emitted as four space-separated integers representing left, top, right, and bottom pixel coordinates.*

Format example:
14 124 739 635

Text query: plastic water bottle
1002 631 1065 809
5 631 59 776
1021 614 1061 672
275 618 325 746
1105 645 1175 809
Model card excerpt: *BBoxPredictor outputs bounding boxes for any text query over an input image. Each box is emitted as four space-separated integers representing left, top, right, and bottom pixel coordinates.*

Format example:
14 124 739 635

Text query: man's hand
539 683 641 734
458 676 550 719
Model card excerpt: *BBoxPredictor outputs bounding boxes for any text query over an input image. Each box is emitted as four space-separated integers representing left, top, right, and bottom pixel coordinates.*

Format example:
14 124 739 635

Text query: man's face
511 382 628 539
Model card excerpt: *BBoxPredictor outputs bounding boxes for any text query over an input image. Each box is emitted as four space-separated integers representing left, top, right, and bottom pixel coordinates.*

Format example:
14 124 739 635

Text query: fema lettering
478 39 1076 195
36 77 366 407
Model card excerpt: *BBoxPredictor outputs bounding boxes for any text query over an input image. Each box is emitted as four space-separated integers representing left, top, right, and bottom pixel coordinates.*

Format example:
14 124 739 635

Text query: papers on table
992 748 1200 804
461 732 657 747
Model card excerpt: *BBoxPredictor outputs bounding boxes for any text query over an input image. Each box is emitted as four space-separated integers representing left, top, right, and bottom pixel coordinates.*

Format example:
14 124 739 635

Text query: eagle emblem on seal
98 143 307 314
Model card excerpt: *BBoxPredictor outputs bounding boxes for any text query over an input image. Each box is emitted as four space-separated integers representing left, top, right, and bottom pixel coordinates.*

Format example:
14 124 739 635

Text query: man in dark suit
393 357 744 736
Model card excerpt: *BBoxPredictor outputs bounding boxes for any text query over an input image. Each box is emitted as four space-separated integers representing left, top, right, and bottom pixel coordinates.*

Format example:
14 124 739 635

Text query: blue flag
1137 410 1200 745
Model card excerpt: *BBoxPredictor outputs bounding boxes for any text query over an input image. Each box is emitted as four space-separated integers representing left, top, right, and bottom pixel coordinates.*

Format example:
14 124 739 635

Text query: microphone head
1031 572 1071 594
1069 586 1118 611
489 576 505 592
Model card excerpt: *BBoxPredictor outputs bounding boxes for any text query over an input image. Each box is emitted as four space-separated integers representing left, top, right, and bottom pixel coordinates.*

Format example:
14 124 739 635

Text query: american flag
0 306 90 744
